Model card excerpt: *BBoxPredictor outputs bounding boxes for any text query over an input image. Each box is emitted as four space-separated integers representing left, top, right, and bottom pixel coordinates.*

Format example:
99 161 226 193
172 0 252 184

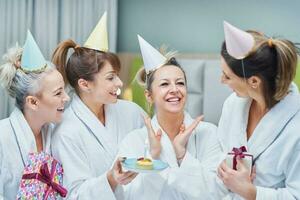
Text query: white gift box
225 146 253 176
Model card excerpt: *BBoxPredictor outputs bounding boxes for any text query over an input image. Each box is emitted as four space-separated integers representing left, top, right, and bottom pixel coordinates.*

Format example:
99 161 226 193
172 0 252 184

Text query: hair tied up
268 38 273 48
74 44 81 49
13 60 21 70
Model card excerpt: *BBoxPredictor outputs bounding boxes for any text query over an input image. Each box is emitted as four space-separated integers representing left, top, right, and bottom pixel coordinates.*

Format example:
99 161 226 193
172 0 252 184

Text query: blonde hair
0 45 54 110
0 45 22 92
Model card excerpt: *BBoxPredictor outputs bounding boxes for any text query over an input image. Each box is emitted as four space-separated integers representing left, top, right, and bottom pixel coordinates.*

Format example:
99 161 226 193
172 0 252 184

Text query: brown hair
221 31 299 108
52 39 120 93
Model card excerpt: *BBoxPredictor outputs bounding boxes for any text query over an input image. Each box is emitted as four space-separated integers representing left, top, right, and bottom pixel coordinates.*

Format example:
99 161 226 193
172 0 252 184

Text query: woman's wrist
243 184 256 200
107 170 118 191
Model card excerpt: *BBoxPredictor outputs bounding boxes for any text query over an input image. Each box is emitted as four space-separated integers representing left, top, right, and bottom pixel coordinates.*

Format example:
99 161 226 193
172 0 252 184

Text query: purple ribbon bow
22 160 67 199
231 146 247 170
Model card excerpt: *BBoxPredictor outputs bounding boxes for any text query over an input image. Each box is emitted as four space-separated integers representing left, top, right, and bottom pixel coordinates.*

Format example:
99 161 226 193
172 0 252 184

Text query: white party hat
137 35 167 73
223 21 255 59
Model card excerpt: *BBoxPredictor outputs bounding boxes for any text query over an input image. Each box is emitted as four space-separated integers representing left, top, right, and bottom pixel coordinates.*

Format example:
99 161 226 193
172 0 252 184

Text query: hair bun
0 46 23 92
135 67 146 87
2 45 23 69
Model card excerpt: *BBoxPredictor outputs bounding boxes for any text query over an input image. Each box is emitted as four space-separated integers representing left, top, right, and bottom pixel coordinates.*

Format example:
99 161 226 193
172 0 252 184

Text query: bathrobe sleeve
255 144 300 200
52 132 117 200
0 145 3 200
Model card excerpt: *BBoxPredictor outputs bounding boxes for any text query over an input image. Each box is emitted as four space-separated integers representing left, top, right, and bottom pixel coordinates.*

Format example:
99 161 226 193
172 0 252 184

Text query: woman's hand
143 115 162 159
173 116 203 162
217 158 256 200
107 157 138 191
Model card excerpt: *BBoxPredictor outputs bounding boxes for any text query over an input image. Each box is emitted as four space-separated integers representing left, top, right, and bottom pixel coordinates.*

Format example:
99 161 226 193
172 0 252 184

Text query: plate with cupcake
121 157 169 173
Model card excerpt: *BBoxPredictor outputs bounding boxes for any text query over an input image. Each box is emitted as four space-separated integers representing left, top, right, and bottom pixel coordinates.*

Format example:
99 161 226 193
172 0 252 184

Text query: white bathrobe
117 112 220 200
0 86 14 120
167 84 300 200
51 94 145 200
0 108 52 200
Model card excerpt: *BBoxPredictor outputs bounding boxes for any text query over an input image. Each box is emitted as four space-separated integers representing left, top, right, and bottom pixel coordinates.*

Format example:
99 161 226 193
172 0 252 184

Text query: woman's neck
79 94 105 124
156 111 184 141
23 109 44 152
247 94 269 140
251 92 268 115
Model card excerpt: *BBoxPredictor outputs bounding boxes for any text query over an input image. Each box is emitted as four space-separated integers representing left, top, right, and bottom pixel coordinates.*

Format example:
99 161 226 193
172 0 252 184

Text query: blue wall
117 0 300 53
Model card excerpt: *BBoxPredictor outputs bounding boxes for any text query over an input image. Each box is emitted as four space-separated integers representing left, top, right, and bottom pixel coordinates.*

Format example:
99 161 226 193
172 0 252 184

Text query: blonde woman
0 32 69 199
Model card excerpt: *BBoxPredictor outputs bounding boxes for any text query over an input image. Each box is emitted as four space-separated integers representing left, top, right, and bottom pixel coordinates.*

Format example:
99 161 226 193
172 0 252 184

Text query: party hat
21 30 46 72
84 12 108 52
137 35 167 73
223 21 255 59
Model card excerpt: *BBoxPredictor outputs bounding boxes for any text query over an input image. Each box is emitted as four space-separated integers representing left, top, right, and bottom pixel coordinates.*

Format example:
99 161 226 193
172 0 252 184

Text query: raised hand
107 157 138 191
143 115 162 159
173 116 203 161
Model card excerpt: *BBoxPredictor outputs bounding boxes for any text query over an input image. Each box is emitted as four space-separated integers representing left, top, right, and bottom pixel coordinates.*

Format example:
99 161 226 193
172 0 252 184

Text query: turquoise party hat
21 30 46 72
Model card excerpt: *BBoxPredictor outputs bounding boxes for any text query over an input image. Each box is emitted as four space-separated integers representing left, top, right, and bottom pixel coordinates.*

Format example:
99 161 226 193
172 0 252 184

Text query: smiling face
220 56 250 97
89 61 123 104
36 69 70 123
145 65 187 115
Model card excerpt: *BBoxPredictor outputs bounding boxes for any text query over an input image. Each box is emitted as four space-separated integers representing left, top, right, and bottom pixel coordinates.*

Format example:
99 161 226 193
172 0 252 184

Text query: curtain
0 0 118 119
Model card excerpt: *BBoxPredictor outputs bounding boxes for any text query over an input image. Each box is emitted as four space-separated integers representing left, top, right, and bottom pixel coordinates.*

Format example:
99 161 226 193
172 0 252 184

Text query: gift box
16 152 67 200
225 146 253 175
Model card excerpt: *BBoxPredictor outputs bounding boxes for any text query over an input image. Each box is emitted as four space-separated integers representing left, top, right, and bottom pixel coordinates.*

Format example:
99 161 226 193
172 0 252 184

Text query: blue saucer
122 158 169 173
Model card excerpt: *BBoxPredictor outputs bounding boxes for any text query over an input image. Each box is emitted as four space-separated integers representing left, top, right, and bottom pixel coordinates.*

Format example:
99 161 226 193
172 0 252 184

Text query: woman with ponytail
0 32 69 199
51 12 145 200
168 22 300 200
216 23 300 200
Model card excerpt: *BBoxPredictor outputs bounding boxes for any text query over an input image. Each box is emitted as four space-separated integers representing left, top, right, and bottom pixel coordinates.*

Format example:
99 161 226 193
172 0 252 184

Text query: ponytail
52 39 77 85
271 39 297 100
52 39 122 93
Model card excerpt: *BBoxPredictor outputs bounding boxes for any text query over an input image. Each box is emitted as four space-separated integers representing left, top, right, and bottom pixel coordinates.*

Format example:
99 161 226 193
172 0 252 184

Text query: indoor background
1 0 299 123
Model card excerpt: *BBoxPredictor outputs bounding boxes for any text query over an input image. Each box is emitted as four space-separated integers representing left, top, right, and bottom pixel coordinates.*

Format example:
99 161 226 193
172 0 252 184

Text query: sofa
178 58 232 124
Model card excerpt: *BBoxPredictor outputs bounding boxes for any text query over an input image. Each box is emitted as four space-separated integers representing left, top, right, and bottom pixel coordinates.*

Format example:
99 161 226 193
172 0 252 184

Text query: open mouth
109 91 117 96
165 97 181 104
57 107 65 112
110 88 121 97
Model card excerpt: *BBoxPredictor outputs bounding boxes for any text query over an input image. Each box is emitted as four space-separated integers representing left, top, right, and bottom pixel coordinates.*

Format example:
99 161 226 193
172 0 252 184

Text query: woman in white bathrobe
51 39 145 199
0 45 69 199
167 24 300 200
117 37 221 200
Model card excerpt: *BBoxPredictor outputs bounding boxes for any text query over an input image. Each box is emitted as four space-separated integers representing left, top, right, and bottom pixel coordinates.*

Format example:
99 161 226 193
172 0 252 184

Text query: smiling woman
116 35 221 200
50 12 145 199
0 31 69 199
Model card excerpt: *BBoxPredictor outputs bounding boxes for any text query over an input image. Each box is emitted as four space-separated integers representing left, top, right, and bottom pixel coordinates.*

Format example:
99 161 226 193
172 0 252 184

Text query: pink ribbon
231 146 247 170
22 160 67 199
